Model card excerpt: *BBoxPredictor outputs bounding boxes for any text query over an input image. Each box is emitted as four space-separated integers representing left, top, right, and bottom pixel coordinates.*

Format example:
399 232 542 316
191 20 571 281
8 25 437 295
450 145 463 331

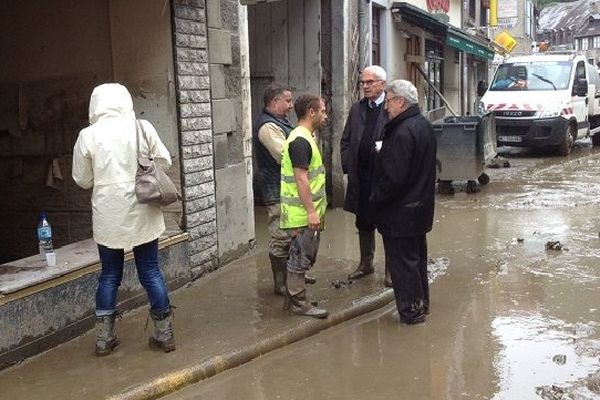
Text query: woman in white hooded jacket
73 83 175 356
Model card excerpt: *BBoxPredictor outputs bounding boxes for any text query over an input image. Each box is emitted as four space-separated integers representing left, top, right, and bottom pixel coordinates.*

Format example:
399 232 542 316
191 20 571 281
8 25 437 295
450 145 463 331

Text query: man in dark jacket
340 65 391 286
254 84 317 296
370 79 437 325
253 83 295 296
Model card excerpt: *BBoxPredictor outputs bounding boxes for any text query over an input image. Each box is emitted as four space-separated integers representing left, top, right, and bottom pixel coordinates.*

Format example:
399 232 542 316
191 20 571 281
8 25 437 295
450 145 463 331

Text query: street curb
105 289 395 400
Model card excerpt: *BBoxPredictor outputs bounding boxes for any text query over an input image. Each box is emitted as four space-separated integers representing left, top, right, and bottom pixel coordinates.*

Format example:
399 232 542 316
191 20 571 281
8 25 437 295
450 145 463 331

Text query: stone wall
206 0 255 264
172 0 221 278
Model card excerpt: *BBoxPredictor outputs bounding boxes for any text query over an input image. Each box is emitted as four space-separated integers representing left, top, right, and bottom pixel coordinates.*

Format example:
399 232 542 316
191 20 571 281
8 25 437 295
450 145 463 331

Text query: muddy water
167 144 600 400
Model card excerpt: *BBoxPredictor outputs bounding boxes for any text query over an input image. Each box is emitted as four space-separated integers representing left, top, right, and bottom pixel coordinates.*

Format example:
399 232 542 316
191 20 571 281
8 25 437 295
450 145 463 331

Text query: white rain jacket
72 83 172 250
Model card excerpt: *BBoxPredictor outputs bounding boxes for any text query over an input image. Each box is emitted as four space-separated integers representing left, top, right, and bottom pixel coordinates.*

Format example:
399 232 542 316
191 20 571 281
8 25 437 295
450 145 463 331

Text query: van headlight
538 108 561 118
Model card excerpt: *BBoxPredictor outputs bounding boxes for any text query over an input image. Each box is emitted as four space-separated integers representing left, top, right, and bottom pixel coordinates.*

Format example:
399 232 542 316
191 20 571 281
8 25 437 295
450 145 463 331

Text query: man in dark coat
253 83 318 296
340 65 390 286
370 79 437 325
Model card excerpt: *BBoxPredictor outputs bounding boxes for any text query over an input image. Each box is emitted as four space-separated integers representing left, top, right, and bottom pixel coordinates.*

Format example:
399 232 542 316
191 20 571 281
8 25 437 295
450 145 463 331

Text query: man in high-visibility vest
253 83 316 296
280 94 329 318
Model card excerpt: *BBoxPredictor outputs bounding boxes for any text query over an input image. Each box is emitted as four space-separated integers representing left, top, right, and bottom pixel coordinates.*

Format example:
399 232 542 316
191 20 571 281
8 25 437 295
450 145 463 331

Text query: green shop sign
446 34 495 61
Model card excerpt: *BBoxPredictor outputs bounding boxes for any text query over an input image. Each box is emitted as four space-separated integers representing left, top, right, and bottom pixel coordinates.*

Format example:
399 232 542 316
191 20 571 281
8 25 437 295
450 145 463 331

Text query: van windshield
490 61 573 91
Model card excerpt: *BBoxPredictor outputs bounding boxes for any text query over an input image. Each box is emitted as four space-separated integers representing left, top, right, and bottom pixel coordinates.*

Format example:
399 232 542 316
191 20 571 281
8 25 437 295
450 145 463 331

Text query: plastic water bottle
37 212 53 261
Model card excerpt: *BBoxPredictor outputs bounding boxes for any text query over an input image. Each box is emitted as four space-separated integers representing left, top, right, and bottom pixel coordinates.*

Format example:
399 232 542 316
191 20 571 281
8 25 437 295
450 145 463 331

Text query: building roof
575 13 600 37
538 0 594 33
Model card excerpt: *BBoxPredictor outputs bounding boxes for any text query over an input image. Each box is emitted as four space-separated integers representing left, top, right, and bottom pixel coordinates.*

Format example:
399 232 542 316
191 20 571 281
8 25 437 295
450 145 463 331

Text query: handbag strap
135 120 151 159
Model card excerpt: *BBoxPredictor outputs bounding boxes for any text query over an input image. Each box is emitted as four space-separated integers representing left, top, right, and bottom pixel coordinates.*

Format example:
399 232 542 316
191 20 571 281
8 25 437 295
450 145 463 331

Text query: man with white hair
340 65 391 286
370 79 437 325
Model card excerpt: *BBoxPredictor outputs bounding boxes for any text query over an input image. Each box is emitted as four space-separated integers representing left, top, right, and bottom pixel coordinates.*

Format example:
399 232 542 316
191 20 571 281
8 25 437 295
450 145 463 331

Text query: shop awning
391 2 496 61
446 28 495 61
391 2 448 35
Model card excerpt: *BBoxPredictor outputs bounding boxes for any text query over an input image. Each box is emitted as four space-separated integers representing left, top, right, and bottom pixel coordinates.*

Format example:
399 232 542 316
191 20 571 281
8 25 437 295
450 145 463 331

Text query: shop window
425 40 444 111
406 35 422 85
372 7 381 65
468 0 476 20
0 1 182 265
480 4 487 27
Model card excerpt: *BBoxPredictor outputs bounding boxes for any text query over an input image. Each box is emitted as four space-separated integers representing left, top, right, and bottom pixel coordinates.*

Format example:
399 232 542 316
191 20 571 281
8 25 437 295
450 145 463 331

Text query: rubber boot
283 271 328 319
269 254 287 296
95 312 120 356
399 300 426 325
384 264 393 287
348 230 375 280
149 306 176 352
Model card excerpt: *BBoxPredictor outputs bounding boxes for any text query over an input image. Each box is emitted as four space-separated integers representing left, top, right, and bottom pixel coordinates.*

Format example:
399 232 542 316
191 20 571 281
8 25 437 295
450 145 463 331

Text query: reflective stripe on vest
280 126 327 229
280 165 326 184
280 185 327 206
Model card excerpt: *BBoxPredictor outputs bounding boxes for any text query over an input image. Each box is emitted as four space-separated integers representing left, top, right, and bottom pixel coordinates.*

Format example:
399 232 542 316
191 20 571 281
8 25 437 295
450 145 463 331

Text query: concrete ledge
107 291 394 400
0 234 191 370
0 233 189 303
0 239 100 296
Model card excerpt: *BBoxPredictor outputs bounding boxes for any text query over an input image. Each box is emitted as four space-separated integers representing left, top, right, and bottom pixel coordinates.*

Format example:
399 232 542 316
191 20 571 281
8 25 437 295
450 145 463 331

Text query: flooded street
166 142 600 400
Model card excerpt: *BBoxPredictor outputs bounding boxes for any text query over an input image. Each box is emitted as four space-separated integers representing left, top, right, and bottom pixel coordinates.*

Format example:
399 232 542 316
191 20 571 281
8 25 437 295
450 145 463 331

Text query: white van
480 53 600 155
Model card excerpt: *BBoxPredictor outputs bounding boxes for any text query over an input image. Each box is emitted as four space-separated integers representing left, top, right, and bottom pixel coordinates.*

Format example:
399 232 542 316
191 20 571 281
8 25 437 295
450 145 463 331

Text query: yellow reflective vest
280 126 327 229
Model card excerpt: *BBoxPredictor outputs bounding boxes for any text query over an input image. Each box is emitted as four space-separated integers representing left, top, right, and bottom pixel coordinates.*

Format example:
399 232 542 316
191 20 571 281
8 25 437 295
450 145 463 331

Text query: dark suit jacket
370 104 437 237
340 97 388 214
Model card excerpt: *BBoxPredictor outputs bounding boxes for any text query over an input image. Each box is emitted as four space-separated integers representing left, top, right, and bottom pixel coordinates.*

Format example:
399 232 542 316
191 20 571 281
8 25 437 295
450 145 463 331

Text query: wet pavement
3 141 600 399
165 141 600 399
0 208 394 400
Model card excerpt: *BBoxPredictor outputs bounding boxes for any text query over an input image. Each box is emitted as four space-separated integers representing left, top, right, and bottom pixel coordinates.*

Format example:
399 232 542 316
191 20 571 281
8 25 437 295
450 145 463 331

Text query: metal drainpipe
460 3 466 115
461 52 467 115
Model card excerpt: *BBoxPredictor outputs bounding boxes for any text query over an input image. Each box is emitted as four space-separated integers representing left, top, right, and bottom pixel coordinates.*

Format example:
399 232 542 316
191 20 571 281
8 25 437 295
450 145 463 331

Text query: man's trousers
382 234 429 322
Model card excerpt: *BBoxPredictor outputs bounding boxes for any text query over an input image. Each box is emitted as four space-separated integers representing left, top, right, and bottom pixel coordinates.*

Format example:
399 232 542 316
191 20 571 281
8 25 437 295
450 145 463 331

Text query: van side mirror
576 79 588 97
477 81 487 97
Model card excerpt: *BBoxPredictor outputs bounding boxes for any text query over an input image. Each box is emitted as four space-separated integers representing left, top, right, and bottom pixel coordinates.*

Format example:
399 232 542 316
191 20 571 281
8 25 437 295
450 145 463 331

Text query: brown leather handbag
134 120 179 206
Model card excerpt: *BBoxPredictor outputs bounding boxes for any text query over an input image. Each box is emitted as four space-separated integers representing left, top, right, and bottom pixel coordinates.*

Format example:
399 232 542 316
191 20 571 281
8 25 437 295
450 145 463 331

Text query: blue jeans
96 239 170 317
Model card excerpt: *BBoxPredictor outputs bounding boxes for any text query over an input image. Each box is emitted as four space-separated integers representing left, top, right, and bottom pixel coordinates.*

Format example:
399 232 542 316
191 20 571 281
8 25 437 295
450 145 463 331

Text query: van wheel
438 180 454 195
592 133 600 147
477 172 490 185
556 124 574 156
466 180 480 194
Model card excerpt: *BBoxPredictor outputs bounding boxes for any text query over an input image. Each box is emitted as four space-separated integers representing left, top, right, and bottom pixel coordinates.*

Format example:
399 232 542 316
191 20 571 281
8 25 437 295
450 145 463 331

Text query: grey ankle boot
149 306 176 352
283 272 328 319
95 312 120 356
269 254 287 296
348 230 375 280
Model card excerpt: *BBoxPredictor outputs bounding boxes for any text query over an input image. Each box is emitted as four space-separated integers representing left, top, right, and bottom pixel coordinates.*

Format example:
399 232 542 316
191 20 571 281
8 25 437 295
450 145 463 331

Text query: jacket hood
88 83 135 125
386 104 421 129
